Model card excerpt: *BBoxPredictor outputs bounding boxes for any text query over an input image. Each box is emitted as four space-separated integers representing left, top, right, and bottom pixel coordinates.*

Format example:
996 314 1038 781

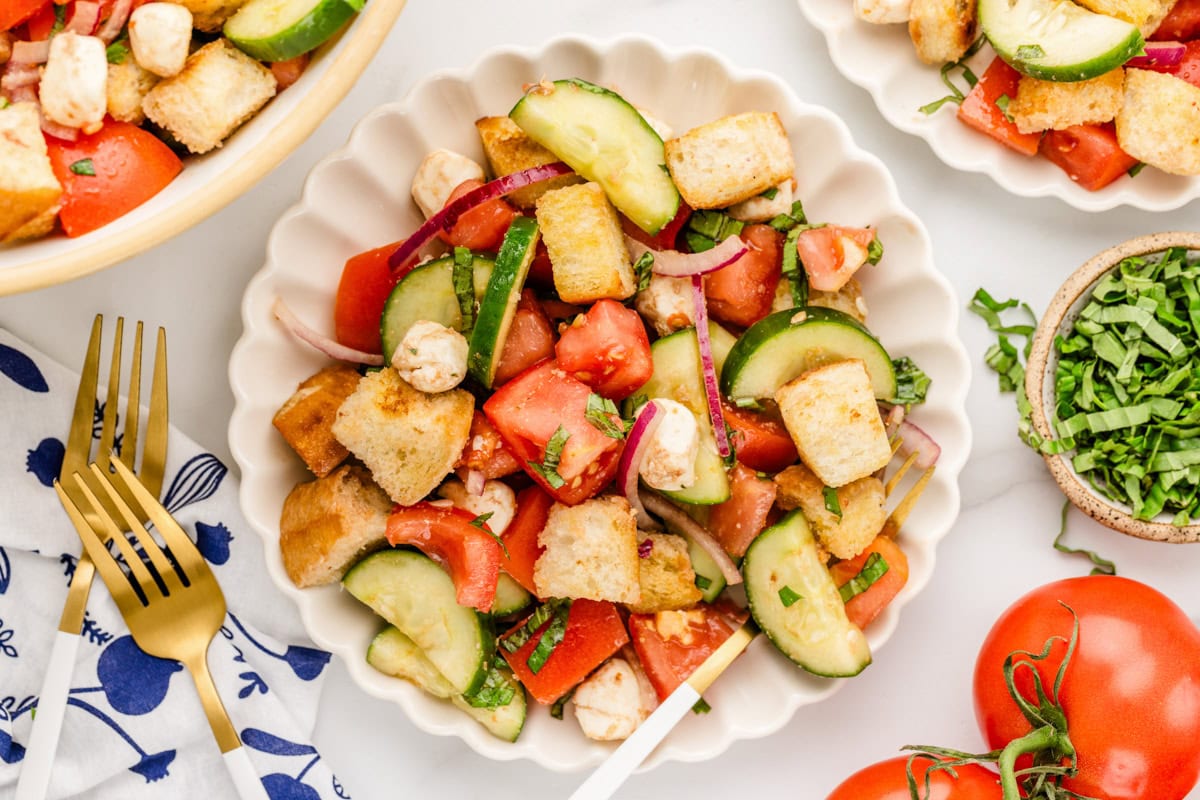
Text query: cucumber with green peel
509 79 680 235
687 537 727 603
468 217 540 388
368 626 527 742
224 0 359 62
743 510 871 677
721 307 896 403
343 550 491 695
379 253 494 364
979 0 1143 82
490 573 533 617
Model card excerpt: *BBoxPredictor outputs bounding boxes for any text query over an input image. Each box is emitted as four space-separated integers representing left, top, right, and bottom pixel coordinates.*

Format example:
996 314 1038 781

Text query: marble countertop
3 0 1199 796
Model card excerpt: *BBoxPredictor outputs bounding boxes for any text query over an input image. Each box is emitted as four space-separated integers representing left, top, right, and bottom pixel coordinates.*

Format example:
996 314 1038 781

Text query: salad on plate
268 77 942 743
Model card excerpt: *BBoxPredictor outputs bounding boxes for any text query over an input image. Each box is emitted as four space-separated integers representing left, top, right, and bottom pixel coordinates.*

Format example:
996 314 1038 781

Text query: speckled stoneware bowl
1026 232 1200 543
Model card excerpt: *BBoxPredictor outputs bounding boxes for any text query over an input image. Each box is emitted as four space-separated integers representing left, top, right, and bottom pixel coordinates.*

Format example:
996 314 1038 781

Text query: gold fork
16 316 167 800
54 458 269 799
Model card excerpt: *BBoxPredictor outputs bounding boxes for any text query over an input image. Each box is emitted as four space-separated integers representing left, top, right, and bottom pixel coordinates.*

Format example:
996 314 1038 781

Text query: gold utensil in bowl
16 315 167 800
54 458 269 799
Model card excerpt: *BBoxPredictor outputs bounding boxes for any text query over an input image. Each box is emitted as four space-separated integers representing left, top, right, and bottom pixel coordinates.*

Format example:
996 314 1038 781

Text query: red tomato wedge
45 121 182 238
498 485 552 596
492 290 555 386
720 401 797 473
555 299 654 400
705 223 782 328
620 201 691 251
1170 41 1200 90
1039 123 1138 192
456 410 522 481
333 240 405 354
270 53 311 91
501 599 629 704
1153 0 1200 40
795 225 877 293
957 58 1042 156
705 462 778 558
384 502 502 612
829 535 909 630
628 605 734 701
440 179 519 252
1 0 48 30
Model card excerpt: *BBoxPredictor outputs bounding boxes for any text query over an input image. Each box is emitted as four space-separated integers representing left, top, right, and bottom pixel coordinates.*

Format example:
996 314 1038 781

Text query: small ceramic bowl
1026 232 1200 543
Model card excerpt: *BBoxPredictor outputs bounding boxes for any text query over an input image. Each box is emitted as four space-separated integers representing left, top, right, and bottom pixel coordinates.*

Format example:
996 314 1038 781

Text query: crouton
536 182 636 304
1075 0 1173 28
107 55 160 125
664 112 795 209
534 496 640 604
142 39 276 154
777 277 869 322
273 363 361 477
625 533 702 614
1116 69 1200 176
278 465 392 588
332 368 474 505
0 103 62 242
476 116 583 208
775 359 891 487
175 0 248 30
1009 70 1124 134
908 0 977 64
774 463 887 560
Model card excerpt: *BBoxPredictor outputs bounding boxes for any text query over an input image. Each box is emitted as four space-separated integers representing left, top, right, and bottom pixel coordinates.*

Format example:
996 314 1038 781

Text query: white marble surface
3 0 1200 796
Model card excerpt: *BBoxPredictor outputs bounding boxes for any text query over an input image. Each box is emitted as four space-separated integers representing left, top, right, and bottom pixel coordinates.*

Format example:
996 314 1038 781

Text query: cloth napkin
0 329 350 800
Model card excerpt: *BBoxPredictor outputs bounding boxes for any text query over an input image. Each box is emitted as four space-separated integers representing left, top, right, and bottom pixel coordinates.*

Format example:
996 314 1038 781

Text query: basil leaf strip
527 425 570 489
838 552 889 603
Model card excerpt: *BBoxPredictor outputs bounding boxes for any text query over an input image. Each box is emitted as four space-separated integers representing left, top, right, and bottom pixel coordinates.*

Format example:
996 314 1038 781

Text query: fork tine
883 465 936 538
70 471 161 598
62 316 103 480
96 317 124 476
109 457 202 575
88 463 184 593
119 322 143 474
54 480 143 616
139 327 168 498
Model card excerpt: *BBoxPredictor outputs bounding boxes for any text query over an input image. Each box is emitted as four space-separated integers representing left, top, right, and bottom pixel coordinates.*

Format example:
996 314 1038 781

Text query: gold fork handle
58 553 96 633
182 651 242 753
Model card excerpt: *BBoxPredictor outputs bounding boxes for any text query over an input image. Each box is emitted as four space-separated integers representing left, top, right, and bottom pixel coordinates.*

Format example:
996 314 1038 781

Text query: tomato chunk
1153 0 1200 40
456 410 522 481
484 360 623 504
795 225 877 293
45 122 183 238
628 605 734 701
829 535 909 630
555 299 654 400
703 223 782 329
270 53 311 91
333 240 413 354
384 502 502 612
1039 123 1138 192
1170 41 1200 90
721 401 797 473
1 0 47 29
957 58 1042 156
706 463 777 558
620 201 692 251
440 180 519 252
499 485 552 596
501 599 629 704
493 290 556 386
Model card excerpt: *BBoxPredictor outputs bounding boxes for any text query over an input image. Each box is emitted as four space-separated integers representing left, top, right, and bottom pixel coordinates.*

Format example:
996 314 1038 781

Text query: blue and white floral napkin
0 329 349 800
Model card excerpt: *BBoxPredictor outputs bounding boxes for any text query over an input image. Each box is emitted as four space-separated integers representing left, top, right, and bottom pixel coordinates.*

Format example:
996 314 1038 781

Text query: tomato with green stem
825 755 1002 800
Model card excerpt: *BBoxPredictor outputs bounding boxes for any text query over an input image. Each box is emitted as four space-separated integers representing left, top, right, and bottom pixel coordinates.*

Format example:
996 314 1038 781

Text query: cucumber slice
491 573 533 617
368 627 527 742
687 537 727 603
379 253 494 363
468 217 540 388
743 510 871 677
509 79 680 235
343 550 491 695
224 0 358 62
721 307 897 403
980 0 1143 82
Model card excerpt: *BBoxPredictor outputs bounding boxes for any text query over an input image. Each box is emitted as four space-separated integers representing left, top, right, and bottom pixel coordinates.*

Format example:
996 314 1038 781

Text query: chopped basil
733 396 766 412
919 36 984 114
470 512 494 528
462 665 517 709
759 186 779 200
685 210 744 253
838 552 889 603
501 602 559 653
692 698 712 714
890 356 932 406
550 688 575 720
778 585 803 607
722 424 739 469
452 247 476 336
866 234 884 265
1128 162 1147 178
995 94 1015 123
527 425 570 489
1053 501 1116 575
822 486 843 520
0 98 8 110
469 511 509 558
106 39 129 65
526 600 571 674
1016 43 1046 60
633 251 654 292
767 200 809 233
51 4 66 34
585 393 626 440
69 158 96 177
968 288 1036 393
695 574 712 591
780 225 809 307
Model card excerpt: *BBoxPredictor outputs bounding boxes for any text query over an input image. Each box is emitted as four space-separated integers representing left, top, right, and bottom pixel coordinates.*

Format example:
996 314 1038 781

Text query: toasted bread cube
664 112 794 209
908 0 977 64
0 103 62 242
273 363 361 477
476 116 583 208
1075 0 1173 28
534 496 640 604
142 39 276 155
332 368 474 505
536 182 636 304
278 465 392 588
1010 71 1124 134
625 533 702 614
774 463 887 560
4 204 58 241
772 276 870 322
175 0 248 30
107 55 160 125
1116 70 1200 176
775 359 891 487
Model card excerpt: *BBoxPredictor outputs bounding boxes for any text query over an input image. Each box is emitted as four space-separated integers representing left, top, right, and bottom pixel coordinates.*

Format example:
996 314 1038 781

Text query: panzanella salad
854 0 1200 190
0 0 362 242
270 78 940 743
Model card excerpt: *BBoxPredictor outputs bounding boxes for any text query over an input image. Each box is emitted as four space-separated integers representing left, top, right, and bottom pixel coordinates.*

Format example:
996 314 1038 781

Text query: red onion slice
882 403 905 440
618 400 664 529
639 490 742 585
387 162 573 274
624 234 748 278
11 40 50 64
465 469 485 497
67 1 101 34
897 419 940 469
691 276 731 458
272 297 385 366
97 0 133 42
40 115 79 141
1127 41 1186 69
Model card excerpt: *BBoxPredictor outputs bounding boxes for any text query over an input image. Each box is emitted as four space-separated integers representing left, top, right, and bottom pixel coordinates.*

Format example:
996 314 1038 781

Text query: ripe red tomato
384 503 503 612
826 756 1002 800
705 223 781 329
439 180 518 252
628 604 734 700
973 576 1200 800
555 299 653 400
1039 124 1137 193
333 240 405 354
795 225 878 293
620 201 692 251
1 0 47 30
492 289 555 386
705 462 777 558
720 400 797 473
829 535 908 630
456 410 522 481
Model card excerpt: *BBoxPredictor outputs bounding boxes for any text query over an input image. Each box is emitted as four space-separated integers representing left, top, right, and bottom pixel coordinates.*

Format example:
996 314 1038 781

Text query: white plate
794 2 1200 211
228 35 973 771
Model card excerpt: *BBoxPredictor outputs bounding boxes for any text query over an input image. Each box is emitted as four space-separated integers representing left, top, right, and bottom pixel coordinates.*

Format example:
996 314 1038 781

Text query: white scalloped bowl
228 36 973 771
795 2 1200 211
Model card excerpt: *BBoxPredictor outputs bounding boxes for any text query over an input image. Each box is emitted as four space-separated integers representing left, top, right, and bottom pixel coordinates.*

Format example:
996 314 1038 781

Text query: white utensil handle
223 746 271 800
568 681 701 800
15 630 81 800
